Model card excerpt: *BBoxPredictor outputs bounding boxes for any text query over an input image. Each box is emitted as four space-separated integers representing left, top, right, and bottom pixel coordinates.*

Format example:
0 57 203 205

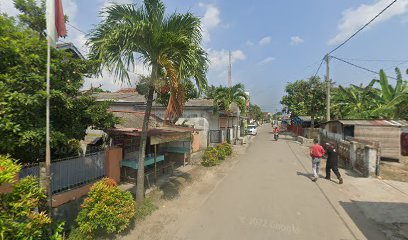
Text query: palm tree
214 84 248 139
87 0 208 203
214 83 248 114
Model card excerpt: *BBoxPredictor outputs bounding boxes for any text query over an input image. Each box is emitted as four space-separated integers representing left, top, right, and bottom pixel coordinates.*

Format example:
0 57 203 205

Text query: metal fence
19 151 106 194
209 130 222 143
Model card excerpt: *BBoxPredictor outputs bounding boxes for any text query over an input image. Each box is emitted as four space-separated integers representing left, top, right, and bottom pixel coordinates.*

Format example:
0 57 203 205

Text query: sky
1 0 408 113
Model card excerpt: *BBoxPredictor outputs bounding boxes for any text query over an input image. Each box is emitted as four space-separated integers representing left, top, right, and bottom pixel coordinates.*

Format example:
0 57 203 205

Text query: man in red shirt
310 139 325 182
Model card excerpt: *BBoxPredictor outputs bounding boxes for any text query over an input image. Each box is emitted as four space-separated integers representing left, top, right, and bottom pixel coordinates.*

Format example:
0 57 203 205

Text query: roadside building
321 120 408 161
93 90 227 146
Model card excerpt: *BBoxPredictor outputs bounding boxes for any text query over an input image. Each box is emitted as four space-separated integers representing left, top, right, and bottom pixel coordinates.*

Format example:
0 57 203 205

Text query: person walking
325 143 343 184
310 139 325 182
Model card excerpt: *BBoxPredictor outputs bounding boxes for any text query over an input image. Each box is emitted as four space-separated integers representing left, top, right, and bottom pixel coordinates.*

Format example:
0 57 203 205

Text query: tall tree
0 15 116 163
249 104 263 122
87 0 208 203
281 76 325 126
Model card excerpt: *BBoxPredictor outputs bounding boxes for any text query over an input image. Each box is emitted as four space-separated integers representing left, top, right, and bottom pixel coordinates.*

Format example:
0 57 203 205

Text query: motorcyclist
273 126 280 140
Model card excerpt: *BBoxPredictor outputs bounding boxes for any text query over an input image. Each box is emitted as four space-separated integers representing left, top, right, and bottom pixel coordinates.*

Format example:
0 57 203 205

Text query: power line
338 57 408 63
331 56 397 80
67 22 88 35
328 0 399 55
313 57 325 78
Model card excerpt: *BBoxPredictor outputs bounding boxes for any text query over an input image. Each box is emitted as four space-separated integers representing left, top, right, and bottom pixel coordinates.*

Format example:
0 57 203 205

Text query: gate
209 130 222 143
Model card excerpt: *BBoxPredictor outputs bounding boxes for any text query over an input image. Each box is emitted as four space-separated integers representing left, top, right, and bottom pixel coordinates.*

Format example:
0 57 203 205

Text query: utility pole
325 54 331 122
228 50 232 87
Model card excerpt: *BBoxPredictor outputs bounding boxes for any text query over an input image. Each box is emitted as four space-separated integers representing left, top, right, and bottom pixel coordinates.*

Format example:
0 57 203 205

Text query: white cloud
259 57 275 65
259 36 272 46
246 40 254 46
199 3 221 43
329 0 408 45
290 36 304 45
83 63 151 91
207 49 246 70
100 0 133 10
0 0 19 16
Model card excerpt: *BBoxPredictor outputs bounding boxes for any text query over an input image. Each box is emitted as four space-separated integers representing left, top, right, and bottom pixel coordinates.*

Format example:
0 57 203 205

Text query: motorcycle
274 132 279 141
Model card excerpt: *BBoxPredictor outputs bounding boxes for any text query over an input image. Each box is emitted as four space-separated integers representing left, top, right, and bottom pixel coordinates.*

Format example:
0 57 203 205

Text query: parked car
247 124 257 135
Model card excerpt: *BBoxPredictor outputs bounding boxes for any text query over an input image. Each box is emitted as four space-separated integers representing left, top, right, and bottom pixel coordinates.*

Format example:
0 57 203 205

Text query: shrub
220 143 233 156
201 147 219 167
76 178 136 237
215 144 227 160
0 155 63 240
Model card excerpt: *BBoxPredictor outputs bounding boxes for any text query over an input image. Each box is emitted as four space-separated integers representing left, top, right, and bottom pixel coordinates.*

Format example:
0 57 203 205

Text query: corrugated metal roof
334 119 408 127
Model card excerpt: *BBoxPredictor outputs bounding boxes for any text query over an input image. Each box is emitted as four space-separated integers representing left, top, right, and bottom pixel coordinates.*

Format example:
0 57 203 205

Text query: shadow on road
340 201 408 240
159 170 192 200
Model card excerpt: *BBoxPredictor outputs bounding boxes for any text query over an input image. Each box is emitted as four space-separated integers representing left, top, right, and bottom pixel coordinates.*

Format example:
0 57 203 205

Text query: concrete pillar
105 147 123 184
364 145 377 177
350 141 357 170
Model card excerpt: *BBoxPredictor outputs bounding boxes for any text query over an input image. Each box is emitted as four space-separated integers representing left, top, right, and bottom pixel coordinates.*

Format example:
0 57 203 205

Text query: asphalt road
173 124 385 240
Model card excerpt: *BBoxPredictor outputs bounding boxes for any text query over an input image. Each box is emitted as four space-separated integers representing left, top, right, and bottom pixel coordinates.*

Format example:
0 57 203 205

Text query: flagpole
46 39 53 215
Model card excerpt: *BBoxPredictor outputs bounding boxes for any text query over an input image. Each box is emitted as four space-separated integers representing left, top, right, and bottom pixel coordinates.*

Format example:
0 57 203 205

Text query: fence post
349 141 357 170
105 147 123 184
364 145 377 177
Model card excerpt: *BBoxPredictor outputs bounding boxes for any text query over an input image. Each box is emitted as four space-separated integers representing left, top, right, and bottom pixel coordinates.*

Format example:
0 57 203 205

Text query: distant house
107 110 199 182
56 42 84 59
321 120 408 161
93 91 223 146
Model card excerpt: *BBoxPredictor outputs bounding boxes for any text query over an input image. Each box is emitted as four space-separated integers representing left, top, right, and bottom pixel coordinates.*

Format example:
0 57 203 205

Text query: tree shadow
340 201 408 240
159 170 192 200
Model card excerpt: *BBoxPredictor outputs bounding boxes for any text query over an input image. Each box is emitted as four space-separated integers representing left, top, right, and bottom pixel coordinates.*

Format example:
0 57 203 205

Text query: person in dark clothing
325 143 343 184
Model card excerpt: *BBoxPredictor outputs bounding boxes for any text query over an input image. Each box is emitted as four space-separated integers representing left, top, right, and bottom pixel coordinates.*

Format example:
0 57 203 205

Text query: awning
150 131 191 145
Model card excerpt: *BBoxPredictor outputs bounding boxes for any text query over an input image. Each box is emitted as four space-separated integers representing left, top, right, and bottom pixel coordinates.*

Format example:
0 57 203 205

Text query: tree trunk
136 64 157 205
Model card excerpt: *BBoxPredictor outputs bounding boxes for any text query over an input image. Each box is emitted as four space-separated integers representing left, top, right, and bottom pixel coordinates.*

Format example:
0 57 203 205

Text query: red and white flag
46 0 67 47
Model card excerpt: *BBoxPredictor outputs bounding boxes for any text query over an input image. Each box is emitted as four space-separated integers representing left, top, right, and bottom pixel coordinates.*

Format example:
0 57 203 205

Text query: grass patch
135 198 158 222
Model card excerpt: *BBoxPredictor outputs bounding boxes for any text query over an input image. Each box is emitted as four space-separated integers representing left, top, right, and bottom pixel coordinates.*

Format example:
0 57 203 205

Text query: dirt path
119 138 251 240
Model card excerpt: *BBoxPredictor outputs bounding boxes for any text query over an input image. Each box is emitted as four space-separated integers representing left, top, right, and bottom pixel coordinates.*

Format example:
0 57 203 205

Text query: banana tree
372 68 408 119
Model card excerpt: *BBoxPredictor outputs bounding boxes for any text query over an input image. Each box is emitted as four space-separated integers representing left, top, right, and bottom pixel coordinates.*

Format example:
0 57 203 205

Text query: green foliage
134 198 158 222
249 104 263 121
13 0 47 35
331 81 380 119
201 143 232 166
220 143 233 156
0 155 20 185
76 178 136 237
281 76 326 124
331 68 408 120
213 83 248 114
215 144 227 160
0 155 63 240
0 15 117 162
201 147 219 167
